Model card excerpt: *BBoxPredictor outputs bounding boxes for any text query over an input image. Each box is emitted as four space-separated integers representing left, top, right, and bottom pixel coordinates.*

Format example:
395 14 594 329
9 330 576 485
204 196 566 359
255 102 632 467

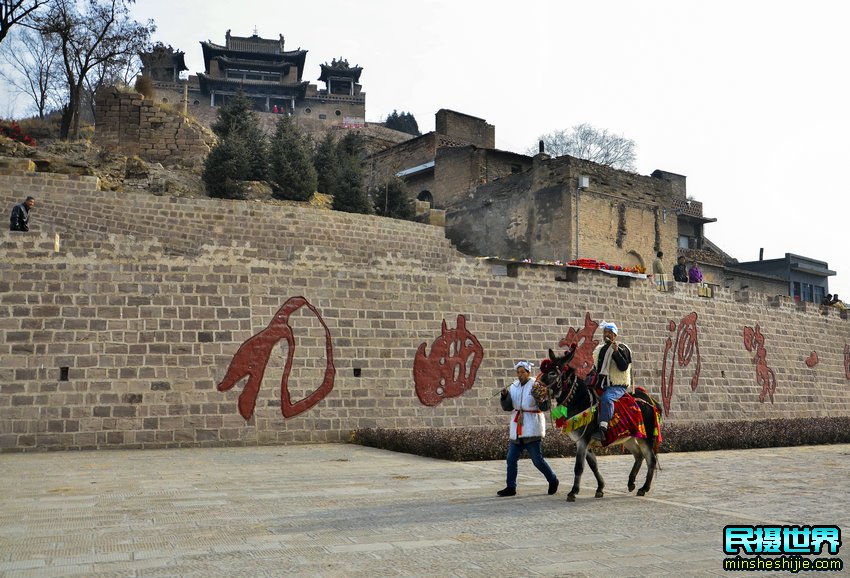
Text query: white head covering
601 322 619 335
514 360 533 372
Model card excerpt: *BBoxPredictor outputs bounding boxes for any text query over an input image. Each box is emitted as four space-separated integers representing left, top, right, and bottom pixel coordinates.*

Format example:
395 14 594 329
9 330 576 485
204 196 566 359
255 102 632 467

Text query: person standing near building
688 262 703 284
9 196 35 231
591 322 632 442
652 251 664 276
497 360 559 497
652 251 669 290
673 255 688 282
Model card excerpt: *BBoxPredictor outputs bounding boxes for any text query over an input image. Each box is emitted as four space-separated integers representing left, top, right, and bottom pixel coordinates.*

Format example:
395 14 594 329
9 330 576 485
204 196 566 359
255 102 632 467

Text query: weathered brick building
368 110 718 274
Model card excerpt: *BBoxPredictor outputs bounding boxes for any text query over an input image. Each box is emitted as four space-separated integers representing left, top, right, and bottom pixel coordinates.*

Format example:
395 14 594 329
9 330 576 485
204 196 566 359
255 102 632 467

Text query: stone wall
366 133 437 194
2 161 850 452
435 109 495 149
433 147 533 208
94 87 215 166
446 155 679 266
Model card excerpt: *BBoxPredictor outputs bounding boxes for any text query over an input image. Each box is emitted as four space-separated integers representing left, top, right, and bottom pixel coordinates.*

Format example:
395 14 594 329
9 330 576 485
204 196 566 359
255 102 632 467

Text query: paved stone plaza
1 443 848 577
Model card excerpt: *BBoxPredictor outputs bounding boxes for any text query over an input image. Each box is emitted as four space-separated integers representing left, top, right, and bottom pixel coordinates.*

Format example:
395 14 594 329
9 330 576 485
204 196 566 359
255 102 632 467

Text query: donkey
539 348 662 501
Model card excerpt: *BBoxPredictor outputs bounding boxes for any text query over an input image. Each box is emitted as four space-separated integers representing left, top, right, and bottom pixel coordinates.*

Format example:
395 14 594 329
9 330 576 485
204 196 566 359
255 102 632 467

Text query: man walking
9 196 35 231
497 360 559 497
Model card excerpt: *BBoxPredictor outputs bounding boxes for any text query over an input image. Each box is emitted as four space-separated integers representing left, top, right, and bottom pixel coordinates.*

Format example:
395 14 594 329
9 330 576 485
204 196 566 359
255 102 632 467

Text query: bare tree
0 28 62 118
82 50 141 118
0 0 48 45
36 0 153 140
531 123 638 171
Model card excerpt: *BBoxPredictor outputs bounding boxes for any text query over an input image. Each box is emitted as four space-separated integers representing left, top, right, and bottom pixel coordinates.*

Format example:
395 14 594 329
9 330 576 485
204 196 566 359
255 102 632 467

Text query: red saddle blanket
602 393 662 448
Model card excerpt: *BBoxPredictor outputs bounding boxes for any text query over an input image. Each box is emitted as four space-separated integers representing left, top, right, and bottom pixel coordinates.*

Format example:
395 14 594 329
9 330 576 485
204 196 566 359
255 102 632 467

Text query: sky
5 0 850 297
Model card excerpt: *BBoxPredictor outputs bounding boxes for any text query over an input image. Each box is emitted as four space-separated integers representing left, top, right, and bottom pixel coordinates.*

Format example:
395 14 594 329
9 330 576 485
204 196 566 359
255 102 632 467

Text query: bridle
548 363 579 407
560 366 581 406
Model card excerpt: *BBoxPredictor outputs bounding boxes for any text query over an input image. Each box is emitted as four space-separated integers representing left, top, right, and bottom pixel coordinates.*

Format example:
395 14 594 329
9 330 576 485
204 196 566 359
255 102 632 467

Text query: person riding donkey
591 322 633 442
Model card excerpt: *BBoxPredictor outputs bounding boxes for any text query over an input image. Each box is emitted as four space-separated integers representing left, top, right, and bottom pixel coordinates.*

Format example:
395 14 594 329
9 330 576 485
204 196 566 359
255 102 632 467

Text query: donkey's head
538 347 576 400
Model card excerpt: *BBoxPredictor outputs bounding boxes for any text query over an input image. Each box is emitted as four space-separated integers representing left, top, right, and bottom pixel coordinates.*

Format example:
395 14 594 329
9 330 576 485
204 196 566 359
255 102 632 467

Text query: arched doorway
417 190 433 207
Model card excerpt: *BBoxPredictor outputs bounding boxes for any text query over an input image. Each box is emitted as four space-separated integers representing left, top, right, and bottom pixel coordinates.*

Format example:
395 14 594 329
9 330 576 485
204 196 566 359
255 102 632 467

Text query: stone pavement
0 444 848 577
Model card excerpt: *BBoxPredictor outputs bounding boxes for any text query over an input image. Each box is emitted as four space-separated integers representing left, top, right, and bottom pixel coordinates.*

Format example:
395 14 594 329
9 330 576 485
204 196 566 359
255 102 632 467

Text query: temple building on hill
139 43 188 83
138 30 366 125
198 30 308 112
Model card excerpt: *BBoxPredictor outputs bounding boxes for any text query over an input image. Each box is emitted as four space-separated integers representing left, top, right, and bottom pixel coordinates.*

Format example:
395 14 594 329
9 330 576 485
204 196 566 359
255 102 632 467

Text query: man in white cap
591 322 632 442
496 360 559 497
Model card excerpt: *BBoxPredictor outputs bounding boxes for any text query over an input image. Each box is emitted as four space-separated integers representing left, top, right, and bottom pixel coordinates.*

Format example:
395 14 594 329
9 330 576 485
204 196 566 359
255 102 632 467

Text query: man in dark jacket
9 196 35 231
672 255 688 282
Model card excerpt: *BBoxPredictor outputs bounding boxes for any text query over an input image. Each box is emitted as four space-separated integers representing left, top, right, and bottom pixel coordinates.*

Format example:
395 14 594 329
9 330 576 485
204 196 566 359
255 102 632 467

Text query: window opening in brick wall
353 368 362 377
319 113 327 119
555 269 578 283
59 367 69 381
506 264 520 278
617 277 631 288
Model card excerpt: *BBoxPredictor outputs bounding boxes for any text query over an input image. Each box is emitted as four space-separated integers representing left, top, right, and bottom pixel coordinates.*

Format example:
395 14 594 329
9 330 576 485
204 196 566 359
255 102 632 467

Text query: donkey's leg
636 440 657 496
624 438 643 493
585 451 605 498
567 440 589 502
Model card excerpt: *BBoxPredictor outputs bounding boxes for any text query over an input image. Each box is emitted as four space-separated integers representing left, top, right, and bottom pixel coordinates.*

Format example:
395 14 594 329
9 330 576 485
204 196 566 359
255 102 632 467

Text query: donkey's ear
549 348 557 361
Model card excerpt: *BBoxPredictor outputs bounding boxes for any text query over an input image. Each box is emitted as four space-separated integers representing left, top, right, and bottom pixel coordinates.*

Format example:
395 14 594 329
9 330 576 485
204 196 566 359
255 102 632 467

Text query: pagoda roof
197 73 308 97
201 41 307 79
319 60 363 83
215 56 293 74
226 32 284 54
139 45 188 73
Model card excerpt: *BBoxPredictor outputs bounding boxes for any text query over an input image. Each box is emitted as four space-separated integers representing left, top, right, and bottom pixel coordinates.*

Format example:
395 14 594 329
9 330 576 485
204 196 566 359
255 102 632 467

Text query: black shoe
496 487 516 497
591 427 607 441
548 479 559 495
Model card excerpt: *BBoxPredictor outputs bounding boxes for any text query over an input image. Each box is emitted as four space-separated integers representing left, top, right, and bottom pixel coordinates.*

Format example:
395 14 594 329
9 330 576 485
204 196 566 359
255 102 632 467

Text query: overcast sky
9 0 850 296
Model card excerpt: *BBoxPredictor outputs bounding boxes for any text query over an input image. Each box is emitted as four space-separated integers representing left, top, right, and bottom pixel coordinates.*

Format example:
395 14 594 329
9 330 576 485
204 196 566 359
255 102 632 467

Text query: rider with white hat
591 322 633 442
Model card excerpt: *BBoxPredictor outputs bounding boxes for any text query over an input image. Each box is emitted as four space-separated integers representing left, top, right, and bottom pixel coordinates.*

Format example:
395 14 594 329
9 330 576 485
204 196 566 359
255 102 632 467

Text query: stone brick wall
434 109 495 148
433 147 533 208
94 87 215 166
446 155 679 265
2 161 850 452
0 161 456 272
366 133 437 192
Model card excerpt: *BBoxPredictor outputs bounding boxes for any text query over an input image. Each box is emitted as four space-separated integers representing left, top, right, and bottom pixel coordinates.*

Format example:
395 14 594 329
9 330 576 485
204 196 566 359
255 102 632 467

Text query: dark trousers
505 438 557 489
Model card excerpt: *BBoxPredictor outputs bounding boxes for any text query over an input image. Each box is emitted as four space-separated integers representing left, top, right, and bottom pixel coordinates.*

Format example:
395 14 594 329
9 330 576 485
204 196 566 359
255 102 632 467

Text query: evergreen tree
313 132 338 196
202 134 251 199
385 109 420 136
373 178 415 220
210 90 267 180
268 115 317 201
333 155 372 214
332 132 371 214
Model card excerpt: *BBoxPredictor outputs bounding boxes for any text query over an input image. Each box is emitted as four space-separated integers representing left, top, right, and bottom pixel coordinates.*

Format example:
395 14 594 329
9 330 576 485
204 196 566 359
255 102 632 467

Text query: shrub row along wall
93 87 215 166
1 162 849 451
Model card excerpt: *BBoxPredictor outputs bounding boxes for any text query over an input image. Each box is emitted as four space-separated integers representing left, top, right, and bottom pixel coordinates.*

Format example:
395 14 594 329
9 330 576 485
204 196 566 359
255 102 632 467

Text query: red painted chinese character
557 313 599 379
743 324 776 403
413 315 483 406
660 312 701 416
217 296 335 420
805 351 819 368
845 345 850 380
